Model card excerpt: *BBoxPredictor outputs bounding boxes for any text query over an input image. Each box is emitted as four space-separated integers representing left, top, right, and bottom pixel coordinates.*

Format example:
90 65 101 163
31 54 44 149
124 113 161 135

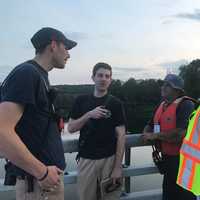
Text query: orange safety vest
177 105 200 196
154 96 191 155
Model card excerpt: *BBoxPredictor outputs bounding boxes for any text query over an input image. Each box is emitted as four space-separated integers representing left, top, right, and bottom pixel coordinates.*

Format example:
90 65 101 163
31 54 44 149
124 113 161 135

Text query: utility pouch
4 161 17 186
152 145 166 174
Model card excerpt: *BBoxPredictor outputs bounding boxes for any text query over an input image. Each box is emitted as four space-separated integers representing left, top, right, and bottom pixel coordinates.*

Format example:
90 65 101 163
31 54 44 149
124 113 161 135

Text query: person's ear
50 40 57 52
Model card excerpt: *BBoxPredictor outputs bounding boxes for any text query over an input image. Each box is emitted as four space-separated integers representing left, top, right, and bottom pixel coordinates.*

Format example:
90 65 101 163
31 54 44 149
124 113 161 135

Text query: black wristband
38 167 48 182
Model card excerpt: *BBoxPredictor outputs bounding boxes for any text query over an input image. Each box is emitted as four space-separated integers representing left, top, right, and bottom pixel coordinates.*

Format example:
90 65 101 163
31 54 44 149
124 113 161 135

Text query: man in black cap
142 74 196 200
0 27 77 200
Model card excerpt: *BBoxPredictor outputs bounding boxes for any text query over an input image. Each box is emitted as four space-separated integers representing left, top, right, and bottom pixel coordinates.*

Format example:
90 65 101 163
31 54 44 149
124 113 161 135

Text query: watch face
105 110 111 118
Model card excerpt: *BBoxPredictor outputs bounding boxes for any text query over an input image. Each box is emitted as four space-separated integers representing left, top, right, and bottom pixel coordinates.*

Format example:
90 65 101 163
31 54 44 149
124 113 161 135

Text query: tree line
53 59 200 133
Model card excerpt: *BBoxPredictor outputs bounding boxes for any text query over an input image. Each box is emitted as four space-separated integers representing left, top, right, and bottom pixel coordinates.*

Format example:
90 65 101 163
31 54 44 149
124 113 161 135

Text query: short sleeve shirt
1 60 66 170
69 94 126 159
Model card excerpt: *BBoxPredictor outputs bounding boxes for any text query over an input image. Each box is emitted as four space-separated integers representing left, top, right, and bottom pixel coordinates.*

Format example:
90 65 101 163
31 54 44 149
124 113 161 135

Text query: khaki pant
77 155 122 200
16 174 64 200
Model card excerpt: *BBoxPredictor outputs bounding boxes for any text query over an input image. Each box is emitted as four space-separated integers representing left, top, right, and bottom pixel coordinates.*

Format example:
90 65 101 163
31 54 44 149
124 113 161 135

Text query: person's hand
38 166 63 189
110 166 122 185
141 132 158 143
88 106 109 119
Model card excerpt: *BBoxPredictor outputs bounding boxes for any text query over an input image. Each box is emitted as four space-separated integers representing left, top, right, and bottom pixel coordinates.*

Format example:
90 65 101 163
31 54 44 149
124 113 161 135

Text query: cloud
64 31 90 41
158 59 188 68
63 31 113 41
156 0 181 8
162 9 200 24
173 9 200 22
162 19 174 25
157 59 188 74
111 64 166 81
98 33 113 40
113 66 147 73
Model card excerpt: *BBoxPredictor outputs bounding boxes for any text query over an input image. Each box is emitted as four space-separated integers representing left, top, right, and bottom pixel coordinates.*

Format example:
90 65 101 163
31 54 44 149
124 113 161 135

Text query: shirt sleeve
176 100 195 129
112 99 126 127
1 65 39 105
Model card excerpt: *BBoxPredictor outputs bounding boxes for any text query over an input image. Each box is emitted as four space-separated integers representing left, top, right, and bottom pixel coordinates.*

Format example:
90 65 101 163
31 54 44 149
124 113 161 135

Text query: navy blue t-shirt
1 60 66 171
69 94 126 159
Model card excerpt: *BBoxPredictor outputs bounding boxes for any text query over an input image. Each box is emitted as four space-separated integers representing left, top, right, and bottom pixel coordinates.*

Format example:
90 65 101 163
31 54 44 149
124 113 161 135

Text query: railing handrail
62 133 150 153
0 133 147 159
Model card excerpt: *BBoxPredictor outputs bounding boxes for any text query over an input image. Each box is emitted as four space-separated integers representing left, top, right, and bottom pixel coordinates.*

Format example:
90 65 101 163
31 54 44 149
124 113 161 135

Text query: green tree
179 59 200 99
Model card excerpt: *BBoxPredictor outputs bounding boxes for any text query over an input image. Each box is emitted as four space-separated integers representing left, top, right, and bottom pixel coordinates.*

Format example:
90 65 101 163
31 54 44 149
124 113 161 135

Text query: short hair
35 46 47 54
92 62 112 76
35 40 62 55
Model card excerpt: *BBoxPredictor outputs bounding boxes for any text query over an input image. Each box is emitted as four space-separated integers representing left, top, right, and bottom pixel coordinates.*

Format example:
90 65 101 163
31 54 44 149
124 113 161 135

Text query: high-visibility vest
177 105 200 196
154 96 190 155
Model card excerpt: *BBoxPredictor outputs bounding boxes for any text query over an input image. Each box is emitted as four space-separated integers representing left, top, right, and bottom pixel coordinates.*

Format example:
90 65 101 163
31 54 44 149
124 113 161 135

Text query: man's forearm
157 128 185 143
113 126 126 168
0 129 46 179
68 112 90 133
0 102 47 179
143 125 153 133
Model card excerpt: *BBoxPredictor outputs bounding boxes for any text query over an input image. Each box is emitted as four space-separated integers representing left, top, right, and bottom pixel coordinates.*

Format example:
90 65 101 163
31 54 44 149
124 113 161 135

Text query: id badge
153 124 160 133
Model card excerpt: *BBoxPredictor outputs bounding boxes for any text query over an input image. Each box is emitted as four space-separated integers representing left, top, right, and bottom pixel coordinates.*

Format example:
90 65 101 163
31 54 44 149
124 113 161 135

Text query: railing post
124 147 131 193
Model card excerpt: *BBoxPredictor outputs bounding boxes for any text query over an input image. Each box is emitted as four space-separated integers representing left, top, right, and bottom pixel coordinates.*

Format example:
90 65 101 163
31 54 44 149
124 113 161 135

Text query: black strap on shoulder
102 94 114 107
26 61 53 149
181 96 200 108
180 96 198 103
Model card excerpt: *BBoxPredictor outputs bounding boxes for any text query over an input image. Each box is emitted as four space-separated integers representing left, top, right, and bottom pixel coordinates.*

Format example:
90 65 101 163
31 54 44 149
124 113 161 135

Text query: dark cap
31 27 77 50
164 74 184 92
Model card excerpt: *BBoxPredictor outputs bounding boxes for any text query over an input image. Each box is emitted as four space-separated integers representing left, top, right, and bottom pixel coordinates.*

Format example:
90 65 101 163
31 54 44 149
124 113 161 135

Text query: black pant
162 155 196 200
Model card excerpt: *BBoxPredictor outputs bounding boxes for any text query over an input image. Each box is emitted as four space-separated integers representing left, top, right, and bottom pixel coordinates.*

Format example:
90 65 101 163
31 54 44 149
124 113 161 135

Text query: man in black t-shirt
68 62 126 200
0 27 77 200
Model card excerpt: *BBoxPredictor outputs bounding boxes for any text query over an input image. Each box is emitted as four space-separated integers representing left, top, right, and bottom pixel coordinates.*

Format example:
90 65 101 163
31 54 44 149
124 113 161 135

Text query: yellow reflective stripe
181 143 200 161
185 109 198 141
180 159 193 189
191 110 200 144
188 108 200 142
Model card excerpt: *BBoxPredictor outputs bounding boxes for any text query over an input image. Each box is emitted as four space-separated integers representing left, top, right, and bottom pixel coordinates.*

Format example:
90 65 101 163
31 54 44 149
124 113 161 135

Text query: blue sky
1 0 200 84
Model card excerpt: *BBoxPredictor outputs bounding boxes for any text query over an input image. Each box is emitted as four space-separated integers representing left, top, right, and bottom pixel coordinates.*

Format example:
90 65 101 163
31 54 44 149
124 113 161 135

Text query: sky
1 0 200 85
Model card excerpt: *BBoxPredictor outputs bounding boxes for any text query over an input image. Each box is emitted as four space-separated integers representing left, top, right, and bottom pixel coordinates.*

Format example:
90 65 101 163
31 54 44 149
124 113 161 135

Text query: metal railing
0 134 162 200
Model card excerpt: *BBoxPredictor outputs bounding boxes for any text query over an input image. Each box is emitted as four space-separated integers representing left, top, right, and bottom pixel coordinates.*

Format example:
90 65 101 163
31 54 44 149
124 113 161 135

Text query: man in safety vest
177 104 200 198
142 74 196 200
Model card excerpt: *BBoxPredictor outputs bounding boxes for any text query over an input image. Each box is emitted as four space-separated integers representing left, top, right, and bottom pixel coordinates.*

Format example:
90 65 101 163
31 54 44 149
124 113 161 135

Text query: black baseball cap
31 27 77 50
